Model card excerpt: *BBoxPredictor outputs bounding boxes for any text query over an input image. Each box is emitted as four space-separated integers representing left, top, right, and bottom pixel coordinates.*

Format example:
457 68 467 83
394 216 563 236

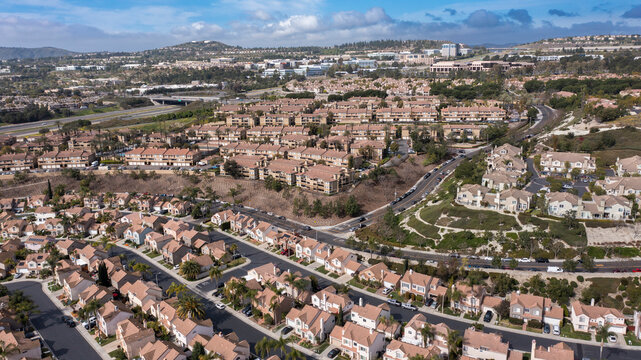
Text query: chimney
323 293 327 303
591 298 595 306
369 328 373 335
320 317 325 335
409 269 413 275
531 340 536 357
359 298 363 307
114 304 118 312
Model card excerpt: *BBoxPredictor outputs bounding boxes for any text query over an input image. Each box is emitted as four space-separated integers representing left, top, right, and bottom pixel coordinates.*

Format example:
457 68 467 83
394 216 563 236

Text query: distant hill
0 46 77 60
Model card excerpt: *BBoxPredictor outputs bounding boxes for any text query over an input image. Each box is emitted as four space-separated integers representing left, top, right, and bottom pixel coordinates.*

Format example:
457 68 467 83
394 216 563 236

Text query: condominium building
124 148 201 167
37 150 96 169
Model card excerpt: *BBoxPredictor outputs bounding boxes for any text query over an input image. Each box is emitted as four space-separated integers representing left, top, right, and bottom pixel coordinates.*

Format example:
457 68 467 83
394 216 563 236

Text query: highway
0 105 180 136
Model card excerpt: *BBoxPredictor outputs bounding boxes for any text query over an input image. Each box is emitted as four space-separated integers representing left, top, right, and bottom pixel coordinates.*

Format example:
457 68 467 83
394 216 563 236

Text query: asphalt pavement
118 230 641 360
6 281 102 360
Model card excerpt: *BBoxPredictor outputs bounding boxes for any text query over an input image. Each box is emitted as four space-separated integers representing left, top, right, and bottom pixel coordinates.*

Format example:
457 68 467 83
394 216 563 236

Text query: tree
46 179 53 199
581 254 595 272
208 266 222 288
596 324 610 360
420 323 433 346
180 260 201 281
491 256 502 269
190 342 206 360
228 185 243 203
133 262 152 279
562 259 577 272
274 337 289 357
493 299 510 321
176 294 205 319
337 305 344 326
223 160 242 178
508 258 519 270
166 282 188 298
97 262 110 287
286 348 305 360
0 340 18 360
255 337 272 358
83 298 102 321
446 329 462 359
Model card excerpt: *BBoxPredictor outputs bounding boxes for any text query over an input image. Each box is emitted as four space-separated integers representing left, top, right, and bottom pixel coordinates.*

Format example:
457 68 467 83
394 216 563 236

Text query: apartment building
456 185 533 213
616 155 641 176
124 148 201 167
441 106 506 122
37 150 96 169
259 158 305 185
259 113 293 126
221 155 265 179
296 113 328 126
440 124 484 141
546 192 632 220
376 107 438 123
595 176 641 196
539 151 596 175
296 165 354 195
0 153 36 171
226 114 257 127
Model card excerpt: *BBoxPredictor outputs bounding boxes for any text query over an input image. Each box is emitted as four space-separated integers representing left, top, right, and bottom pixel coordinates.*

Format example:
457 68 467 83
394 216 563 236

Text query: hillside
0 46 76 60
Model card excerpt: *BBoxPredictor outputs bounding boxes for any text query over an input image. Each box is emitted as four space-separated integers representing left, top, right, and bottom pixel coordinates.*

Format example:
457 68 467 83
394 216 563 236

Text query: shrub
528 319 543 329
509 317 524 326
220 222 230 231
577 275 584 283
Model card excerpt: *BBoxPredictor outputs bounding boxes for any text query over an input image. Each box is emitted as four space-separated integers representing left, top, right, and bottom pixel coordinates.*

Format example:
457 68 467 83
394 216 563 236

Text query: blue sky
1 0 641 52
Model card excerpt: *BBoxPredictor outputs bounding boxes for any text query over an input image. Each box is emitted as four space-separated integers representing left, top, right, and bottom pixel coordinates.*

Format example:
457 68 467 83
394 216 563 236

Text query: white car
518 258 531 263
382 287 393 295
173 264 180 270
553 325 560 335
609 335 617 343
215 303 225 310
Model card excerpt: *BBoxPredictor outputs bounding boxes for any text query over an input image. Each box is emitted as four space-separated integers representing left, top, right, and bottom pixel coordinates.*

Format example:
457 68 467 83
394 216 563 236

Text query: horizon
2 1 641 52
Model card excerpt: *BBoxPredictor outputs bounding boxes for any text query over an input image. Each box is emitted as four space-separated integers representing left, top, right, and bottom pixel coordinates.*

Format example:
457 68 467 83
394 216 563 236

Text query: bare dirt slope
1 155 434 225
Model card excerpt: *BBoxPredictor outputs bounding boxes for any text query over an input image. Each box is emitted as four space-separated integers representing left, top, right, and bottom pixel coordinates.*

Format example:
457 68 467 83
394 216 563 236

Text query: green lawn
329 273 340 279
420 202 521 231
549 221 587 247
316 266 329 274
587 277 621 295
348 279 366 289
407 216 441 240
560 323 592 341
435 231 488 250
625 332 641 346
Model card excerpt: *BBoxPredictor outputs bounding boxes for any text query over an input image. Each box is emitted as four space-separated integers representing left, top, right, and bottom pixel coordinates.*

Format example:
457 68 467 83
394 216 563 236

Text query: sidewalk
220 229 641 352
116 243 318 359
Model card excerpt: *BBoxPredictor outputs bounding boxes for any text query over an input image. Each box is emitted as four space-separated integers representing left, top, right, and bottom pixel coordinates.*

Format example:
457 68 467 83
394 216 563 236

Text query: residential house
451 282 486 314
350 300 400 338
285 305 336 345
311 286 354 315
383 340 440 360
139 340 187 360
189 332 251 360
15 252 50 275
124 280 163 308
63 271 95 301
570 301 626 334
117 318 156 359
0 330 41 360
530 340 574 360
253 287 294 324
462 328 518 360
616 155 641 176
539 151 596 176
510 293 564 327
324 248 358 275
329 322 386 360
161 240 190 265
97 300 133 337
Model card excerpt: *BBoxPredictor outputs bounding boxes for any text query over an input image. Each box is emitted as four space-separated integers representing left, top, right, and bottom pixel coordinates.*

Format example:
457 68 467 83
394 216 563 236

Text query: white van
547 266 563 273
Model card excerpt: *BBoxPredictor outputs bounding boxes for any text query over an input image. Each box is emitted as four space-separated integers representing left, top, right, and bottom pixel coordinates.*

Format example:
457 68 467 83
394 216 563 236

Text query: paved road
142 230 641 360
109 246 314 360
0 105 180 136
6 281 102 360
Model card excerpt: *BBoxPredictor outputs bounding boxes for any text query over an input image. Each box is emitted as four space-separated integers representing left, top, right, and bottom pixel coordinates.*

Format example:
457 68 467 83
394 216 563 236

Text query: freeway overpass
148 95 222 105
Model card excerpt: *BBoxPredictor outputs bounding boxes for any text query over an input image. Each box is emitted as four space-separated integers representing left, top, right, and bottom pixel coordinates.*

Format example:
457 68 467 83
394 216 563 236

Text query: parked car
13 273 22 279
281 326 293 335
387 299 401 306
483 310 493 323
215 303 225 310
543 323 550 334
609 334 617 343
535 257 550 263
327 348 340 359
425 298 434 307
242 305 252 316
430 301 438 309
553 325 560 335
65 318 76 327
401 302 418 311
382 287 393 295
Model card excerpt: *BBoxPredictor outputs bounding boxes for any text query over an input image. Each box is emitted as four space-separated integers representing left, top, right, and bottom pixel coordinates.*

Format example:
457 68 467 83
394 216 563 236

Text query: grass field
406 216 441 239
435 231 488 250
420 201 521 231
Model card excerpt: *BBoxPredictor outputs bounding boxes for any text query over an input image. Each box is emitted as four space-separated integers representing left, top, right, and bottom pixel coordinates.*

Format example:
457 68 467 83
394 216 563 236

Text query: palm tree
274 337 289 357
180 260 201 281
446 329 462 360
166 282 188 298
176 294 205 319
83 299 102 321
420 323 433 347
255 337 272 358
132 263 152 279
596 324 611 360
285 348 304 360
209 266 222 288
229 243 238 255
0 340 19 360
